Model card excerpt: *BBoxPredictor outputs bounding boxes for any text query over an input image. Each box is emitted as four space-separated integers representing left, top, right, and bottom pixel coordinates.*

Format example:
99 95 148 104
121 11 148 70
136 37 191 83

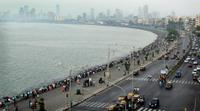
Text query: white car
184 59 189 63
196 65 200 71
186 57 191 60
192 71 197 75
193 61 198 65
194 68 197 72
197 77 200 83
191 57 195 61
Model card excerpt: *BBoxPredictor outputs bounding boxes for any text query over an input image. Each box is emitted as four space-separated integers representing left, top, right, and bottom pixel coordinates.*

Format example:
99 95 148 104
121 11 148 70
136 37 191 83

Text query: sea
0 23 157 97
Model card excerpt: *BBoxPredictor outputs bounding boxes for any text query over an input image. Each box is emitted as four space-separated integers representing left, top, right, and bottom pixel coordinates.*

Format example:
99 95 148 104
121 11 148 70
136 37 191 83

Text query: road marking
126 77 197 86
147 109 152 111
85 102 94 107
79 101 88 106
101 103 110 108
92 102 101 107
78 101 110 108
143 108 149 111
137 107 144 111
98 102 106 108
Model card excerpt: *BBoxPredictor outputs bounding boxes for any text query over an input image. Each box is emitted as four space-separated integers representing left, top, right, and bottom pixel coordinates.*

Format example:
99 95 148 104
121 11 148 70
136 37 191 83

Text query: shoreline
0 23 166 107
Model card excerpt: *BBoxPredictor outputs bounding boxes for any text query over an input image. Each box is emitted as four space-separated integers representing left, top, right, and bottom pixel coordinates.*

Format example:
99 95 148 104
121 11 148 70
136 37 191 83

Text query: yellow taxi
107 104 116 111
118 96 125 101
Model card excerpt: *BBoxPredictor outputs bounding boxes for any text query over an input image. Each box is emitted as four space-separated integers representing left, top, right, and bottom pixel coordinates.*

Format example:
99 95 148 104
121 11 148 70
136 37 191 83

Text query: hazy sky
0 0 200 17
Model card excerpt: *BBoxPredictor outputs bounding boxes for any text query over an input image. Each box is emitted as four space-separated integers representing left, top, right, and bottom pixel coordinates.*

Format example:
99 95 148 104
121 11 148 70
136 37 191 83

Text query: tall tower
56 4 60 16
106 9 110 18
138 6 142 18
143 4 149 18
90 8 95 20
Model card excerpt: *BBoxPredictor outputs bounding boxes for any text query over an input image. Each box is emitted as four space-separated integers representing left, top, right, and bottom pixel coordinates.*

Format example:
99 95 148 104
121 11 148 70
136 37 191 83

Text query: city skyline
0 0 200 17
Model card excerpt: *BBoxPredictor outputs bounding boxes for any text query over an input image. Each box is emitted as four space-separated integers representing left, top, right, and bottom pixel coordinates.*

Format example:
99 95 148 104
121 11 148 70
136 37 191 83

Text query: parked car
149 98 160 108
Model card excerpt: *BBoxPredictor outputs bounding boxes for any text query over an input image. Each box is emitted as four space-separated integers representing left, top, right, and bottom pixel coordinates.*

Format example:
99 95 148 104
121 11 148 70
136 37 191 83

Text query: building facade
195 14 200 27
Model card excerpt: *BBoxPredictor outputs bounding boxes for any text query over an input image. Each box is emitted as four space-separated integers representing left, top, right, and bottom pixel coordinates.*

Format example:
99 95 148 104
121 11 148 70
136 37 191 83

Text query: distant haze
0 0 200 17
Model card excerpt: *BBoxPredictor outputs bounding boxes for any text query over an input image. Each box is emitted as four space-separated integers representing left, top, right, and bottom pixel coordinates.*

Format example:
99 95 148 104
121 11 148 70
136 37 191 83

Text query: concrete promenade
5 29 176 111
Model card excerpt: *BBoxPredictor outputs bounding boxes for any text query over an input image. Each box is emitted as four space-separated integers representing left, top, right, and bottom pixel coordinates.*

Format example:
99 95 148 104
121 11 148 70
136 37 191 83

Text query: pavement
71 31 200 111
4 30 177 111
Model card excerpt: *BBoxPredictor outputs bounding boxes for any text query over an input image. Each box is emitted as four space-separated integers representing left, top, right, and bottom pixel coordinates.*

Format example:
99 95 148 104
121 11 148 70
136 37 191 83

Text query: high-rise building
106 9 110 18
195 14 200 27
83 12 87 21
56 4 60 16
143 4 149 18
138 6 142 18
114 8 123 20
90 8 95 20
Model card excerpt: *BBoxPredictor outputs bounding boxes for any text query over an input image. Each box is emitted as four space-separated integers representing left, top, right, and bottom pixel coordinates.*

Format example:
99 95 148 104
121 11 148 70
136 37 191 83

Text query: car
149 98 160 108
197 77 200 83
196 65 200 71
192 71 197 75
193 73 199 81
138 95 145 104
193 61 198 65
188 64 193 68
165 81 173 89
191 57 195 61
147 75 152 79
184 59 189 63
175 71 181 78
140 66 146 71
186 57 191 61
107 104 118 111
133 71 139 76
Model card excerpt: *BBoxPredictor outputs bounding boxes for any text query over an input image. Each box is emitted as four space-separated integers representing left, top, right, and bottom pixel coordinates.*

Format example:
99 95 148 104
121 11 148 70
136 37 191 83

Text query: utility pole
68 69 72 111
105 46 111 86
132 47 135 92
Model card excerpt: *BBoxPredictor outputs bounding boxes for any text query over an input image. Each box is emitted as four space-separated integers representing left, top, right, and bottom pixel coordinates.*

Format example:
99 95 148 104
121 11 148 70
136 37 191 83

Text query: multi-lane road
72 32 200 111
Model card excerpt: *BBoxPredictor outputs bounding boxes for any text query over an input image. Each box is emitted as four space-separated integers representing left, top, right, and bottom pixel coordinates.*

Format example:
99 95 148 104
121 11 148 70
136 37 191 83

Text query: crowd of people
0 35 167 110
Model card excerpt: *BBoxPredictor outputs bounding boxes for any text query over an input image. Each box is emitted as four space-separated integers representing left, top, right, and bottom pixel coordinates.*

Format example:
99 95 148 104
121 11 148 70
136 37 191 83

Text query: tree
166 29 179 42
196 26 200 37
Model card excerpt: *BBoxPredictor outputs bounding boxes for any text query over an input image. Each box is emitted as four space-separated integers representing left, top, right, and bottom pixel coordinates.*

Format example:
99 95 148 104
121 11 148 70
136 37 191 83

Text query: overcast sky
0 0 200 17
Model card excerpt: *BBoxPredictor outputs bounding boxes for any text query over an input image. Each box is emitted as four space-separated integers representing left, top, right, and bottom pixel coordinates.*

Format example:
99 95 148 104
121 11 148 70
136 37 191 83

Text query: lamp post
130 46 136 92
68 69 72 111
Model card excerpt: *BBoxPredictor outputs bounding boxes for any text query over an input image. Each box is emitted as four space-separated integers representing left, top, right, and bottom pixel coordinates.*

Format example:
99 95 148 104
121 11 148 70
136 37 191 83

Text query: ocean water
0 23 157 97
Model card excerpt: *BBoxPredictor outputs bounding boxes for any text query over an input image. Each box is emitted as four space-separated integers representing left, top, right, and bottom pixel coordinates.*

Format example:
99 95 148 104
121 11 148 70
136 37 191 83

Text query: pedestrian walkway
78 101 110 109
126 77 200 86
137 107 165 111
